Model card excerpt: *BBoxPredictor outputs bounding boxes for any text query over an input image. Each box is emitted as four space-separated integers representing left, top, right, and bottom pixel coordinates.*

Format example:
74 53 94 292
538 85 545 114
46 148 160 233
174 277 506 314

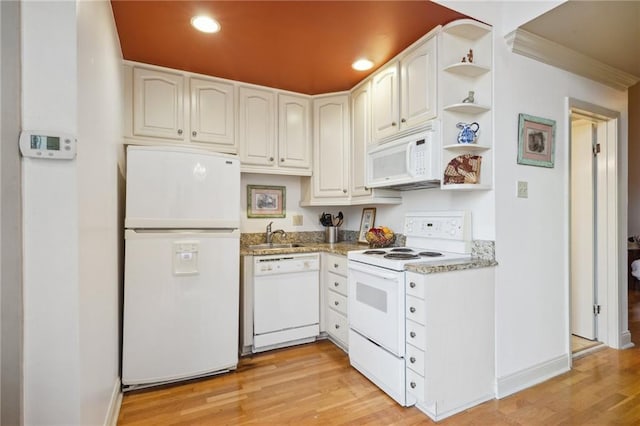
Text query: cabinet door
278 93 311 171
238 86 276 167
400 36 437 129
132 67 185 140
312 95 349 198
371 63 399 141
190 77 236 151
350 83 372 197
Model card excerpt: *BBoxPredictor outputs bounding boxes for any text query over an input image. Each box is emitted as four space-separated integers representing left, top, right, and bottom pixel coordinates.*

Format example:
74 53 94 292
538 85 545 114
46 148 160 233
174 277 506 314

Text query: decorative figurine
467 49 474 63
456 122 480 144
462 91 475 103
461 56 467 63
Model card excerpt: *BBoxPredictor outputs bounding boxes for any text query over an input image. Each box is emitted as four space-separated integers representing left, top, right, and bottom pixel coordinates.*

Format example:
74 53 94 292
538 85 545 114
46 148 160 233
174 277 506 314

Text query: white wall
77 1 123 424
0 1 23 424
21 1 81 424
437 1 628 396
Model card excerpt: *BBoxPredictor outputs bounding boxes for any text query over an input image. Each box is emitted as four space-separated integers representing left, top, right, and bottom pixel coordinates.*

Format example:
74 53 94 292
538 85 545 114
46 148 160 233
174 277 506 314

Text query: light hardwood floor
118 289 640 425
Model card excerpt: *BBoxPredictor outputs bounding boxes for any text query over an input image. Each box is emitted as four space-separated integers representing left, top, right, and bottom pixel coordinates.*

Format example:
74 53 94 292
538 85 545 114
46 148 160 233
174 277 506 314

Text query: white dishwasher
252 253 320 352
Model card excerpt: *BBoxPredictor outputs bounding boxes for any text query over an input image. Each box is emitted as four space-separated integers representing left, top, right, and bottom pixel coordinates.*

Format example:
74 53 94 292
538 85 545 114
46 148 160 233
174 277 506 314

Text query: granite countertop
241 241 497 273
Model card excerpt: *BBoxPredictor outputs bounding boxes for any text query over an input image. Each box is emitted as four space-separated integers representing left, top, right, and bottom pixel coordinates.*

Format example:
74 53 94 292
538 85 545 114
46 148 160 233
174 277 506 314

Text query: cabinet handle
410 382 417 389
335 324 340 329
391 122 397 127
410 357 416 363
409 307 416 313
343 189 347 193
334 301 339 306
177 129 183 135
192 131 197 137
409 282 416 288
334 264 339 268
401 118 406 123
410 331 416 338
334 282 339 287
269 157 274 162
280 158 285 162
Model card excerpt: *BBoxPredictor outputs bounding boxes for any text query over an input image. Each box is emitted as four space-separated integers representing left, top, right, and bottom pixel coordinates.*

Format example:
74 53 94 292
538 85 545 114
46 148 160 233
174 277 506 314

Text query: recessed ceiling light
352 59 374 71
191 15 220 33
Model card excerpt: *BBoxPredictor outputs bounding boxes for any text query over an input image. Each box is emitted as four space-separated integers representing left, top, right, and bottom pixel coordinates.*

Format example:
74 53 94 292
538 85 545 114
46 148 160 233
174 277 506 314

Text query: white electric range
347 211 472 407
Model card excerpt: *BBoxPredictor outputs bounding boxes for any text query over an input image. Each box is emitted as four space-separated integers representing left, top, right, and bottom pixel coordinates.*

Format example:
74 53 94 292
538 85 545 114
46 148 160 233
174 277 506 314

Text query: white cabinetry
323 253 349 351
371 31 438 142
239 87 312 176
128 64 237 153
439 20 493 190
405 268 495 421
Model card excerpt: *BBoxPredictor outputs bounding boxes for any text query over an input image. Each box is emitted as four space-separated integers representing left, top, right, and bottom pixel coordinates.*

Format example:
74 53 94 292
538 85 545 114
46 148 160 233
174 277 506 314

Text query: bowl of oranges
365 226 395 248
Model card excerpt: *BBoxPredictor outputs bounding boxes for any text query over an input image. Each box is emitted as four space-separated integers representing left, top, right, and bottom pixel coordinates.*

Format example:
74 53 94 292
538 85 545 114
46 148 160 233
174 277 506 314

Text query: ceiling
110 1 467 95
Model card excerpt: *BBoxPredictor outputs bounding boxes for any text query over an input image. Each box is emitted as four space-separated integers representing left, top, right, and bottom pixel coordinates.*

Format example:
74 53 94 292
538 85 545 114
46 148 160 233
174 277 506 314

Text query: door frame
565 97 630 360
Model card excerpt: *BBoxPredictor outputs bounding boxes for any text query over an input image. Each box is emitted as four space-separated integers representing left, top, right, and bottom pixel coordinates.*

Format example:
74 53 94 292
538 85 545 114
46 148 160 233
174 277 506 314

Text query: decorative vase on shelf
456 122 480 144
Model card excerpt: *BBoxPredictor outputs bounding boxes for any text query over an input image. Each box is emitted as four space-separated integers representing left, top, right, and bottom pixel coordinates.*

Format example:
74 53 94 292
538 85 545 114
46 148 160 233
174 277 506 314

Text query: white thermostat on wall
19 130 77 160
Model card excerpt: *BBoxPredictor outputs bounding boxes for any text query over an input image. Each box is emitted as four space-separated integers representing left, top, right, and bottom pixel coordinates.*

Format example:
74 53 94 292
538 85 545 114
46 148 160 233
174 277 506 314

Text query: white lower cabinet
322 253 349 350
405 267 495 421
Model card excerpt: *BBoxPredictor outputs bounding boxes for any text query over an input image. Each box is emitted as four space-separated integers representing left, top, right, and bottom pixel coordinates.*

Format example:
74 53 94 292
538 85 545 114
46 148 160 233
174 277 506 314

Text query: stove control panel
404 211 471 241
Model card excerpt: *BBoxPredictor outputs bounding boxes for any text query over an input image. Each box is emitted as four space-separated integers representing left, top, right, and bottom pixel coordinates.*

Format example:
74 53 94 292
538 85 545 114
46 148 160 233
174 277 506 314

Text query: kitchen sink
247 243 305 250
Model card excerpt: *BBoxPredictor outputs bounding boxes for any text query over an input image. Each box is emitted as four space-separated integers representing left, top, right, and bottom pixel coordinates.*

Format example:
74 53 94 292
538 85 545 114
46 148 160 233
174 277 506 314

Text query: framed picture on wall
247 185 286 218
358 208 376 243
517 113 556 168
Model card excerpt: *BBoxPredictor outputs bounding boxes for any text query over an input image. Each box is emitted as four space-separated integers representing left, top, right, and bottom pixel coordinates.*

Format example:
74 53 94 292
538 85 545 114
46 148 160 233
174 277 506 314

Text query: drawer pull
334 263 339 268
410 357 416 363
334 282 339 287
409 307 416 313
410 331 416 338
334 301 339 306
410 382 417 389
409 282 416 288
335 324 340 329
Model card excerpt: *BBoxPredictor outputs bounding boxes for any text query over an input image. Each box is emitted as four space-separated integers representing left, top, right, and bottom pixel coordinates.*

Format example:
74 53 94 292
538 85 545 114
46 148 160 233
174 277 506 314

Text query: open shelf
443 103 491 114
441 183 493 191
443 144 491 152
442 19 491 40
443 62 490 77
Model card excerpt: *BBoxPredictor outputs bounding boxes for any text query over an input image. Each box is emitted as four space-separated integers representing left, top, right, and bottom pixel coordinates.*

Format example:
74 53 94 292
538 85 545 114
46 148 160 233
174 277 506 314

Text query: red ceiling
111 1 467 95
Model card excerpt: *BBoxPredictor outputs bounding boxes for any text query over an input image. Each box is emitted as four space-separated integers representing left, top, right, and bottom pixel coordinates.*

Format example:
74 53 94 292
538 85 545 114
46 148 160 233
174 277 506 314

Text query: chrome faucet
266 221 287 244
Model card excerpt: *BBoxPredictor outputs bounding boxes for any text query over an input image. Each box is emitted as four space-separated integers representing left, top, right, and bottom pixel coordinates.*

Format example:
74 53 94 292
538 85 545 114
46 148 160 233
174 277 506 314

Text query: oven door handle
348 263 401 281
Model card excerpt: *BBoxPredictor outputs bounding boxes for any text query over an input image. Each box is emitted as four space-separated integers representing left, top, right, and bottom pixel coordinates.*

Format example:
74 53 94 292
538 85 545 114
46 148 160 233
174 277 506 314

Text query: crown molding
505 28 639 91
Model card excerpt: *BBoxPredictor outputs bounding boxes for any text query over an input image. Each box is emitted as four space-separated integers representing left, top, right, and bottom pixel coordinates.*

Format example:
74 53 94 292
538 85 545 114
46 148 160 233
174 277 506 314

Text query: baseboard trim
495 354 570 399
105 378 123 426
621 330 635 349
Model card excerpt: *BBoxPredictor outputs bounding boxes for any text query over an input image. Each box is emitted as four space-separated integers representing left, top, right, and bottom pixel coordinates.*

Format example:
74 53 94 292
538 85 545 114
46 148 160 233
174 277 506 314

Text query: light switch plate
517 181 528 198
292 214 303 226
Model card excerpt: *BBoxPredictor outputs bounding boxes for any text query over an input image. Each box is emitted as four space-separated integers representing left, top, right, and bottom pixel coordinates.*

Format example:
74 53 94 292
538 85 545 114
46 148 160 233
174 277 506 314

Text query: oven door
348 261 405 356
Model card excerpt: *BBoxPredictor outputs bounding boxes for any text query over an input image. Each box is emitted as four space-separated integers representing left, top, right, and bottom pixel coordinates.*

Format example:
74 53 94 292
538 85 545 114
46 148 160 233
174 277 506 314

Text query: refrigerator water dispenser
173 241 199 275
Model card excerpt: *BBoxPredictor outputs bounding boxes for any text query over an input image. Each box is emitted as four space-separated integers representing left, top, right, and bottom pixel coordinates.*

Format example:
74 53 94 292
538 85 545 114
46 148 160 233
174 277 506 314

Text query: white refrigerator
122 145 240 389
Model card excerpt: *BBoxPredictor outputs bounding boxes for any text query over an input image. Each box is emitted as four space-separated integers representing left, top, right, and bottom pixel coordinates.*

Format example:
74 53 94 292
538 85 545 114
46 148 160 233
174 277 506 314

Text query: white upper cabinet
238 86 277 168
371 32 438 143
350 83 372 198
238 87 312 176
278 94 312 171
132 67 185 141
189 77 235 149
128 64 238 154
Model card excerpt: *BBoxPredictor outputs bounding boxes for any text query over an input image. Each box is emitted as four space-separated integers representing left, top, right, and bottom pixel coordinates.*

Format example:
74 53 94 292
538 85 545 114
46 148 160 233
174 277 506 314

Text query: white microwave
367 124 440 190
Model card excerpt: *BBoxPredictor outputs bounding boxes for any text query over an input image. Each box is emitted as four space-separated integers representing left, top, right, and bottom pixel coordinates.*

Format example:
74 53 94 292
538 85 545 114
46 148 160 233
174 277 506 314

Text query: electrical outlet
517 181 528 198
292 214 303 226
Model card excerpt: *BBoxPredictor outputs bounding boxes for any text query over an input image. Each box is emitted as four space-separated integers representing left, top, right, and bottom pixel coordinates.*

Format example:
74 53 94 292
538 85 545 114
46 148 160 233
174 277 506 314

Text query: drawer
327 272 348 296
327 254 348 277
406 343 425 376
328 290 347 315
327 309 348 344
406 276 425 299
406 319 425 349
406 369 425 400
406 295 425 325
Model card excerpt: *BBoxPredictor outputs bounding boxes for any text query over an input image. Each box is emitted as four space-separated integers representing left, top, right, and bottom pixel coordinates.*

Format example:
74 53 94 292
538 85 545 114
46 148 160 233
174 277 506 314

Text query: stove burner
390 248 414 253
419 251 443 257
363 250 386 255
384 253 420 260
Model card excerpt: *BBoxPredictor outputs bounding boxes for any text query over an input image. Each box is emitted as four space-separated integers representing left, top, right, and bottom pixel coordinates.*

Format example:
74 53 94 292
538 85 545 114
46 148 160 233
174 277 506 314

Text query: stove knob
410 382 417 389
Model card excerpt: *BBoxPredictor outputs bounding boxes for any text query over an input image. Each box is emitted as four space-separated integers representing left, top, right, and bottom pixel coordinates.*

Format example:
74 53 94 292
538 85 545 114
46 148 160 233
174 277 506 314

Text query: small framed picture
247 185 286 218
517 113 556 168
358 208 376 244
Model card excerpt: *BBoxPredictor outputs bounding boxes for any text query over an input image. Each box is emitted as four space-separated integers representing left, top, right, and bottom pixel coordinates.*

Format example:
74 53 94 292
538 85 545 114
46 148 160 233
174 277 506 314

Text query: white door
190 77 235 150
400 36 436 129
278 93 311 170
125 146 240 229
371 63 399 141
238 86 276 167
122 230 240 386
350 82 373 198
132 67 185 140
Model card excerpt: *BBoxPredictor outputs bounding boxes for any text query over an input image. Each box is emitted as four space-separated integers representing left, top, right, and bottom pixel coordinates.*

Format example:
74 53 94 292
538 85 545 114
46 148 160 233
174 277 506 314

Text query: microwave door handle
406 142 416 177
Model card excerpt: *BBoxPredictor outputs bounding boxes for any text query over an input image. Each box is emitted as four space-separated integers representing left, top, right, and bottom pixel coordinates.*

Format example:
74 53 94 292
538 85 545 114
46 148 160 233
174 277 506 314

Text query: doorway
568 98 623 356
